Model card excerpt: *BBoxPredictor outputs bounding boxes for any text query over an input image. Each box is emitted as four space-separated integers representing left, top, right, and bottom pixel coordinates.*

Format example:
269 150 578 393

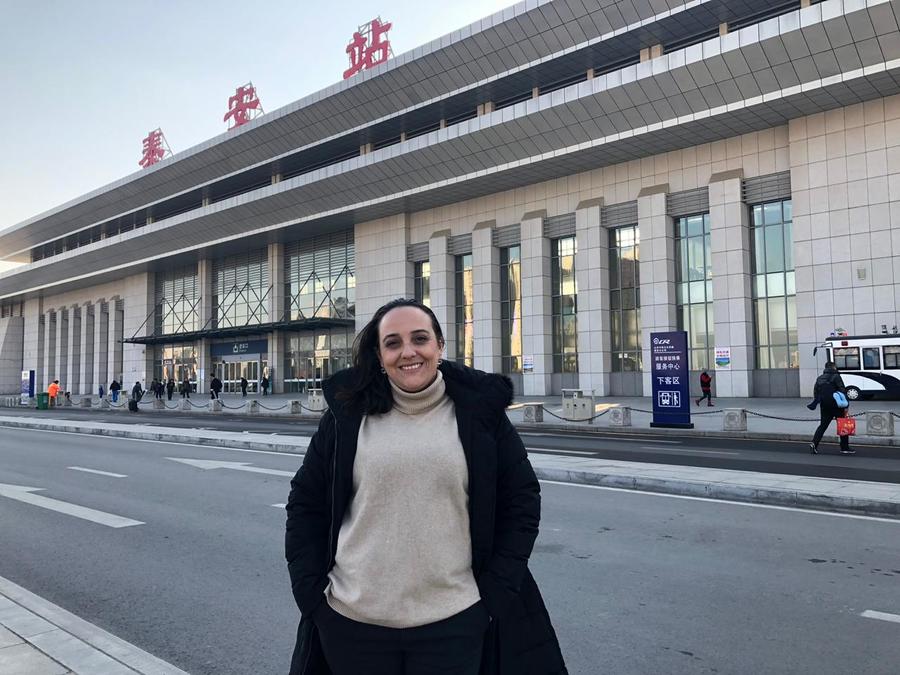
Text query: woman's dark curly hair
336 298 445 415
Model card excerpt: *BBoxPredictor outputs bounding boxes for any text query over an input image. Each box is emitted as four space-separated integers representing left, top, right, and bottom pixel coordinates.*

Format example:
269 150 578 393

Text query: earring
380 366 386 374
437 359 442 366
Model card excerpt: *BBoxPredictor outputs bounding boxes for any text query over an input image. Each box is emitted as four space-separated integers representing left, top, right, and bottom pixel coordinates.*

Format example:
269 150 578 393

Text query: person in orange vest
48 380 61 406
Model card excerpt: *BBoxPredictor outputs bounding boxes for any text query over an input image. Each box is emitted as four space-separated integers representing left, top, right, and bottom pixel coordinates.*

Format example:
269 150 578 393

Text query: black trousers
697 391 712 404
315 601 489 675
812 407 850 451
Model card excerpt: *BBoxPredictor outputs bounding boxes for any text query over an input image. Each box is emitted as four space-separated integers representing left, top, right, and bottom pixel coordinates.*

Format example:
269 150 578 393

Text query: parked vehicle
814 334 900 400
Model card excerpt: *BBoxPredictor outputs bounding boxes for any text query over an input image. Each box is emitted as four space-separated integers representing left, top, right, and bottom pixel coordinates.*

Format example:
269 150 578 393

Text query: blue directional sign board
650 331 693 429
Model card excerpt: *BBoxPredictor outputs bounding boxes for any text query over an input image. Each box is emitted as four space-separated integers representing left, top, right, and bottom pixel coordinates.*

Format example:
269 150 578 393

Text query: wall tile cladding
408 124 789 241
790 94 900 391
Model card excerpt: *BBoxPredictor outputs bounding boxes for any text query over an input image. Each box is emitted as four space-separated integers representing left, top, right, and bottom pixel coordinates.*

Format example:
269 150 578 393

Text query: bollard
522 403 543 423
723 408 747 431
152 399 164 410
290 400 302 415
100 398 110 409
247 400 260 415
64 396 73 407
80 397 92 408
210 399 223 412
180 398 191 411
865 411 894 437
609 407 631 427
307 389 325 412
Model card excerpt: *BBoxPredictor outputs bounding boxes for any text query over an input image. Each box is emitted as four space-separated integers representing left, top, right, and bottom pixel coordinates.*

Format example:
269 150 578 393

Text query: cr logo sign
653 337 671 345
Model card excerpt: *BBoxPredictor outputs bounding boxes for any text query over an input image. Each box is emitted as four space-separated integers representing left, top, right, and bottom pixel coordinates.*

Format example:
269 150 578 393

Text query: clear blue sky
0 0 512 268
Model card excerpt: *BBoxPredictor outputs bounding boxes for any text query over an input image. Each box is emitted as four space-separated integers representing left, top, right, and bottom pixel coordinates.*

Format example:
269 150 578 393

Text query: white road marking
538 480 900 524
68 466 128 478
861 610 900 624
167 457 294 477
526 447 596 456
639 446 740 456
0 483 144 528
272 503 287 509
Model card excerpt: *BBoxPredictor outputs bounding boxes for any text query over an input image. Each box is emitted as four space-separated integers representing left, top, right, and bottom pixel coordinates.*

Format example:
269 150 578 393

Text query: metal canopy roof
123 317 356 345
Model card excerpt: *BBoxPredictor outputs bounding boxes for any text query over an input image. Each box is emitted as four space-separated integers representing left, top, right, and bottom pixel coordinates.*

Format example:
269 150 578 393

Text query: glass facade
500 245 522 373
153 344 198 387
214 250 269 328
154 265 199 335
675 214 713 370
455 253 474 366
283 328 353 392
285 232 355 320
609 225 642 372
414 261 431 307
751 200 797 369
551 236 578 373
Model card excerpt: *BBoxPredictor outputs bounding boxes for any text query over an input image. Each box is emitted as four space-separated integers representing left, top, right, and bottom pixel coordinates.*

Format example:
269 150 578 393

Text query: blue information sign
650 331 693 429
210 339 268 357
20 369 35 405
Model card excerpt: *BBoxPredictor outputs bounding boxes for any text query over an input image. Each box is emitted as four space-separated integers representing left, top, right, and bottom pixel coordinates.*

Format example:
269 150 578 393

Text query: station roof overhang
1 0 898 302
123 317 356 345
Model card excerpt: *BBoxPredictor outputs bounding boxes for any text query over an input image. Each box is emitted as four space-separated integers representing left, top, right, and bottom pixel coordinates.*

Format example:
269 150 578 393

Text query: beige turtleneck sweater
325 370 481 628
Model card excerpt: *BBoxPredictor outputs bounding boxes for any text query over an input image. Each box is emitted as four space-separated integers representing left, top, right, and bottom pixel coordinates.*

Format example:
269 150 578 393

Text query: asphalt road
5 406 900 483
1 429 898 674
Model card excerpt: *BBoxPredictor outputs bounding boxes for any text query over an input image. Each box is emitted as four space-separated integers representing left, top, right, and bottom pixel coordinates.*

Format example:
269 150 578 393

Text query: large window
454 254 474 366
283 328 353 393
751 199 797 368
675 214 713 369
609 226 642 372
285 232 355 321
500 245 522 373
154 265 199 335
551 236 578 373
214 250 269 328
414 261 431 307
153 344 197 386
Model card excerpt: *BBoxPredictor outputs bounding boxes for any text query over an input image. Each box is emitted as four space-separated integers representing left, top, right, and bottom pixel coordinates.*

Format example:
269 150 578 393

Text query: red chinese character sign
138 128 172 169
343 17 393 80
224 82 264 130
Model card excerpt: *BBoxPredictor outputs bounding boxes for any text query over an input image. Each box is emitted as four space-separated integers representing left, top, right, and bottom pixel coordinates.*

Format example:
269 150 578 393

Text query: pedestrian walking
166 378 175 401
180 378 191 399
152 379 163 400
260 375 269 396
98 384 105 400
695 370 713 406
240 376 248 398
210 375 223 400
285 298 566 675
810 361 855 455
129 381 144 412
109 379 121 403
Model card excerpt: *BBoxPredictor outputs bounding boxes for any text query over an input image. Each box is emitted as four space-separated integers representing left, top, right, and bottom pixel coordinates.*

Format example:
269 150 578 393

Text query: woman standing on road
285 298 566 675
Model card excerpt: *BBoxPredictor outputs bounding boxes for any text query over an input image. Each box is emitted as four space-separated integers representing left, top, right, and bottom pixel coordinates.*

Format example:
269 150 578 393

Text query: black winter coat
814 366 847 415
285 361 567 675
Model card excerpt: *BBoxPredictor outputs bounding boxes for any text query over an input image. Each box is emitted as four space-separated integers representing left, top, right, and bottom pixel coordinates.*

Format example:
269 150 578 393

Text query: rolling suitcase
128 399 139 412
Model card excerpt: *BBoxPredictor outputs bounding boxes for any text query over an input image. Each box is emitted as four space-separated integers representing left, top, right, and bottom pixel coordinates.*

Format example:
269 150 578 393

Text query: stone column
268 243 285 393
472 221 501 374
197 259 214 394
68 305 81 394
521 210 553 395
637 185 678 396
23 297 43 392
80 303 94 395
93 301 109 392
428 231 455 359
574 198 610 395
108 297 124 386
709 170 754 397
57 308 68 394
44 310 56 390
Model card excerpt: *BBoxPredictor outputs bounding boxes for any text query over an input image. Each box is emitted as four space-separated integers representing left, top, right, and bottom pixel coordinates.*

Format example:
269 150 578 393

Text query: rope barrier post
152 399 165 411
180 398 191 411
521 403 543 423
210 399 223 413
307 389 326 412
289 400 302 415
723 408 747 431
864 410 894 436
79 397 92 409
609 407 630 427
247 400 260 415
99 398 110 410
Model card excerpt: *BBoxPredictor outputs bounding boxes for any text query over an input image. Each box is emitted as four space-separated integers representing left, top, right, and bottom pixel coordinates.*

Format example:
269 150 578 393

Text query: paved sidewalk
2 415 898 519
0 575 188 675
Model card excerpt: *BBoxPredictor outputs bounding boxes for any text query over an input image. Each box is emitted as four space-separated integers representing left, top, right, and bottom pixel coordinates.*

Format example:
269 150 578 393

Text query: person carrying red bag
809 361 855 456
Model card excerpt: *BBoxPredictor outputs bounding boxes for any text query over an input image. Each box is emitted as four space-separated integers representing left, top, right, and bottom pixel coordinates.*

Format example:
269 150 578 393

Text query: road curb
516 422 900 447
0 419 307 454
535 466 900 519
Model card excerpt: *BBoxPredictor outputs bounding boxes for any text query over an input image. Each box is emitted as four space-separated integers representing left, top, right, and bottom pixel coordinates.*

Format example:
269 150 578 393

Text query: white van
814 335 900 400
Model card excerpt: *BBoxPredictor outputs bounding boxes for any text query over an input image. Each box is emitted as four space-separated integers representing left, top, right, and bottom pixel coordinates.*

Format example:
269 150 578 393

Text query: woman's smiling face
378 306 444 393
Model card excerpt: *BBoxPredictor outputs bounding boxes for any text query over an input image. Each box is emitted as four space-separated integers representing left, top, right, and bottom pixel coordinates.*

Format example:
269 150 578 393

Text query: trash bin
36 393 50 410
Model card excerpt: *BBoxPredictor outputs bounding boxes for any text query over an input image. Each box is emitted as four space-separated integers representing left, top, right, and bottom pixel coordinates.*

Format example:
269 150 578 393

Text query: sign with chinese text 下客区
650 331 693 429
